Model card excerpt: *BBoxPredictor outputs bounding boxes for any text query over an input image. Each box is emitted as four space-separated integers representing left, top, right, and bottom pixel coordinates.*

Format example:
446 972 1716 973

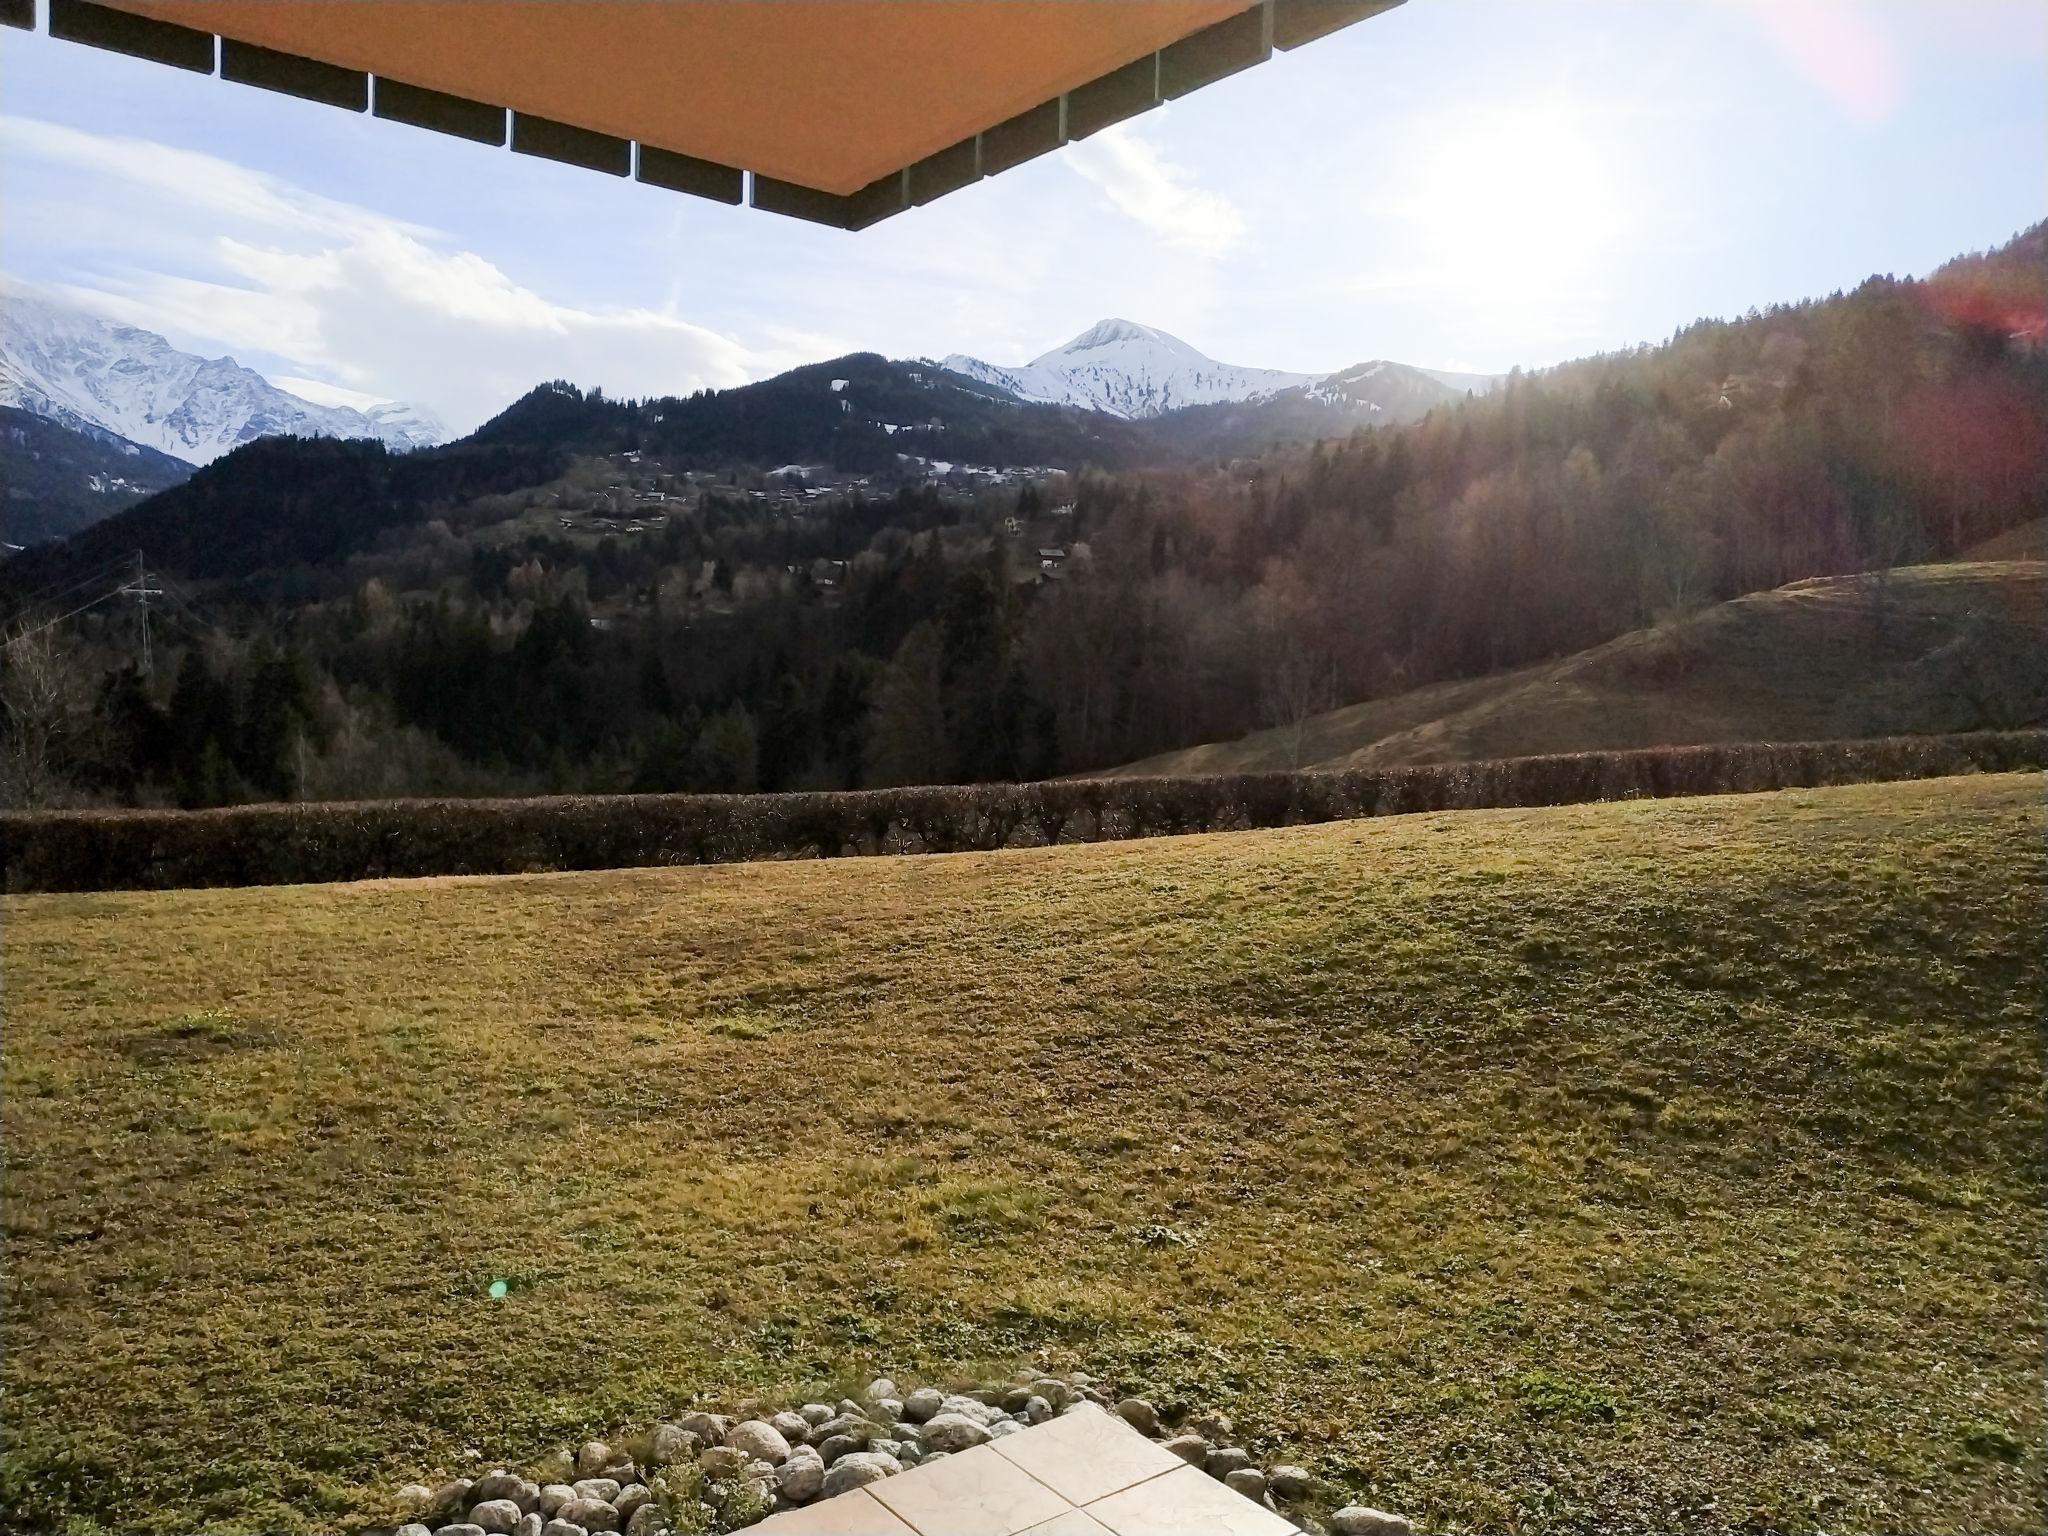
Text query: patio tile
990 1403 1186 1506
870 1443 1074 1535
1018 1510 1117 1536
1085 1464 1300 1536
751 1487 923 1536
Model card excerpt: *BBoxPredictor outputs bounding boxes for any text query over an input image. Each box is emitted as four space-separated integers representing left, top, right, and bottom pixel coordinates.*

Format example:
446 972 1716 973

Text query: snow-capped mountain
1304 359 1501 416
941 318 1318 419
941 319 1500 423
0 288 444 466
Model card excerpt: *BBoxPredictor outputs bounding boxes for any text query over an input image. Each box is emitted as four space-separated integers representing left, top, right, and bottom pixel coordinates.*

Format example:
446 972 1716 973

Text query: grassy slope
1963 518 2047 562
3 776 2043 1536
1112 561 2047 776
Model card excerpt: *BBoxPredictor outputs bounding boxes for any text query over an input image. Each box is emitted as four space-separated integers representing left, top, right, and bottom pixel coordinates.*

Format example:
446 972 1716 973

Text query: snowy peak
1044 317 1199 362
942 319 1503 425
0 288 444 465
942 319 1316 419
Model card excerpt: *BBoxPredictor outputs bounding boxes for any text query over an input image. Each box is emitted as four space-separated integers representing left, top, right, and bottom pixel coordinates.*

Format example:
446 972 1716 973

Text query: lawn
2 774 2042 1535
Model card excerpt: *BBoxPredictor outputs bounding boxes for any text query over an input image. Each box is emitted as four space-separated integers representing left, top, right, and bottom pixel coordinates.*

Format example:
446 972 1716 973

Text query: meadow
2 774 2042 1534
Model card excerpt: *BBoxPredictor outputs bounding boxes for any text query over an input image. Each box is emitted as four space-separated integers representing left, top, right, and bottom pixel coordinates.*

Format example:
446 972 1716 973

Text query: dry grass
2 774 2043 1535
1112 561 2047 775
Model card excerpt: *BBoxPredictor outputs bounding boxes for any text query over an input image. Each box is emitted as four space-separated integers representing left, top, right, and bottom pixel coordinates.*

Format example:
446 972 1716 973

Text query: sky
1 0 2043 436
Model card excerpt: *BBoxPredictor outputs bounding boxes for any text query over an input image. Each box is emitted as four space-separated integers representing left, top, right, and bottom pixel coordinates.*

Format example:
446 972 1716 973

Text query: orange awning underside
22 0 1402 226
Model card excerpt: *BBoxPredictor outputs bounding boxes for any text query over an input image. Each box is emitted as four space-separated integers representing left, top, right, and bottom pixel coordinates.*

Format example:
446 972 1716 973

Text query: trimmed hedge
4 730 2043 894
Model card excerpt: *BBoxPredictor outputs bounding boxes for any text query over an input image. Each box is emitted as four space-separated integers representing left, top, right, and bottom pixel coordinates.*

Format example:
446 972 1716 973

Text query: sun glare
1409 105 1619 304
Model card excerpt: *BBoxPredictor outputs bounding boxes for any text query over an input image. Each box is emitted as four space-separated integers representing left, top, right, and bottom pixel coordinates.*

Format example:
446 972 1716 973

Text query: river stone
938 1394 1000 1425
816 1434 865 1465
470 1498 524 1534
576 1443 613 1478
611 1485 652 1524
472 1472 529 1508
677 1412 732 1442
698 1446 747 1479
1114 1399 1161 1436
776 1447 825 1503
1268 1466 1314 1500
396 1484 434 1512
901 1388 945 1423
541 1520 590 1536
624 1506 664 1536
798 1403 835 1426
1023 1395 1054 1424
1000 1387 1032 1412
820 1451 901 1498
571 1479 621 1505
874 1397 904 1421
436 1526 487 1536
1207 1447 1254 1478
1225 1469 1268 1502
559 1497 621 1534
1330 1509 1414 1536
1030 1378 1072 1407
647 1425 698 1467
1162 1434 1210 1465
428 1479 474 1520
866 1377 899 1402
837 1398 866 1418
807 1413 872 1447
513 1516 544 1536
725 1420 791 1465
987 1420 1022 1440
918 1412 992 1453
536 1485 578 1517
395 1525 432 1536
770 1411 811 1442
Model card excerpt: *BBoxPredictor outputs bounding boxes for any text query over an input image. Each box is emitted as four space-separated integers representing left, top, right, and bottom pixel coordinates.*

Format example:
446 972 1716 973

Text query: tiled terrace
752 1404 1300 1536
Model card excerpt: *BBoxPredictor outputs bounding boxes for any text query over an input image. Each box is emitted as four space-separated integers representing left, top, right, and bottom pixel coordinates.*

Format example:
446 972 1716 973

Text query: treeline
2 226 2042 809
5 434 569 585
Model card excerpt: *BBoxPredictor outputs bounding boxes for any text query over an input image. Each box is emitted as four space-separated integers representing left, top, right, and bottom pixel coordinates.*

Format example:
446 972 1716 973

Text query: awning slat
48 0 212 72
220 38 366 112
511 112 631 177
372 77 508 148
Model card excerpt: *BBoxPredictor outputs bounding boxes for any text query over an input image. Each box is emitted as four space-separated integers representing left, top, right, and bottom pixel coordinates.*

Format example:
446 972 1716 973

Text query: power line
3 551 138 615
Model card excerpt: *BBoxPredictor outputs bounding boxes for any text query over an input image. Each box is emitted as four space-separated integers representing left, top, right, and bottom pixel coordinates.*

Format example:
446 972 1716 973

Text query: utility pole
133 550 153 678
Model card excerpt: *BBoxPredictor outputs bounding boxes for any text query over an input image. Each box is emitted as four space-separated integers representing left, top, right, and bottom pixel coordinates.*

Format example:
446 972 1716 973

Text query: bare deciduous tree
0 622 83 808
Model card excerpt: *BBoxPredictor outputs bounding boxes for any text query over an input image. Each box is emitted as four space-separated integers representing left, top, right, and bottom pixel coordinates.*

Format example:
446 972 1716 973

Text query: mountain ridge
941 317 1495 421
0 288 444 467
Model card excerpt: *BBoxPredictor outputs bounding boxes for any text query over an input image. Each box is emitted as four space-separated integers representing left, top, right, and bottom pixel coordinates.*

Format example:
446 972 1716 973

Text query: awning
5 0 1403 227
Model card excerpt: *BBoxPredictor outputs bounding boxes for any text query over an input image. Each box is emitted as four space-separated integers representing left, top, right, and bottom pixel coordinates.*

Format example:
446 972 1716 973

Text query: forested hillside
1 225 2040 808
0 408 193 547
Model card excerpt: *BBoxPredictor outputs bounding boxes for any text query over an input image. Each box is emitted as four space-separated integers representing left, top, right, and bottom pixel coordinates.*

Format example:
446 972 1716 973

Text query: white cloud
0 114 780 432
268 376 397 411
1060 125 1246 257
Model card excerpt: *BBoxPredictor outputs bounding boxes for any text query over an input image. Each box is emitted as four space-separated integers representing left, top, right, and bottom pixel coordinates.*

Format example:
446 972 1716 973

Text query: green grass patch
2 774 2042 1535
